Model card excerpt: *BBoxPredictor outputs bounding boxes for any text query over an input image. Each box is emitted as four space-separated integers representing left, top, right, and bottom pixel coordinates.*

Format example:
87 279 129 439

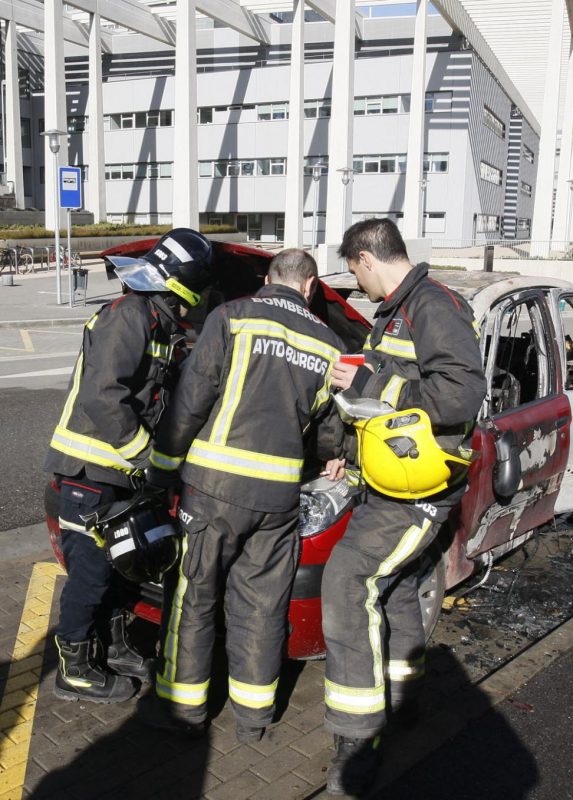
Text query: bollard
2 274 14 286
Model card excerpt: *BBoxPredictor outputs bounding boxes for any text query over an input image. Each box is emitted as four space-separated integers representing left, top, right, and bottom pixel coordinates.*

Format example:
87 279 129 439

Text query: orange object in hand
339 354 366 366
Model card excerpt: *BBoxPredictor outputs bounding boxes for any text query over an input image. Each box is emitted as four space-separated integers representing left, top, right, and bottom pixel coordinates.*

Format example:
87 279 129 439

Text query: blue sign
59 166 82 209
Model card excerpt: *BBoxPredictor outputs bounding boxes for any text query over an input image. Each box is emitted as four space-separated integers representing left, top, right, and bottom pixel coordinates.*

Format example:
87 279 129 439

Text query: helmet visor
107 256 168 293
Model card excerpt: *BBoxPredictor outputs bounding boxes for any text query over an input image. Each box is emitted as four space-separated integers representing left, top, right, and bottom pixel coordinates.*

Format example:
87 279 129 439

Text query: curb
300 616 573 799
0 317 90 330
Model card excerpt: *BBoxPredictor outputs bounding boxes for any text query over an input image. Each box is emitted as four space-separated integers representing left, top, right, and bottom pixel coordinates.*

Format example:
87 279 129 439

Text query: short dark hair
268 248 318 286
337 217 409 263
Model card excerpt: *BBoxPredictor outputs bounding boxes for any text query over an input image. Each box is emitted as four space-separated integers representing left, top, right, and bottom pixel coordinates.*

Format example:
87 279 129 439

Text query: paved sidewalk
0 260 119 329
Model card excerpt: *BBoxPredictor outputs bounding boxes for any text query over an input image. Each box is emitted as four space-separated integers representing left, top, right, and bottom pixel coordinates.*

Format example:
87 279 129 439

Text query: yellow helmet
354 408 472 500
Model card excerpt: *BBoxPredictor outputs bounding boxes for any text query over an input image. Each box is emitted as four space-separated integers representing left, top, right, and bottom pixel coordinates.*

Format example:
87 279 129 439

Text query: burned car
45 240 573 659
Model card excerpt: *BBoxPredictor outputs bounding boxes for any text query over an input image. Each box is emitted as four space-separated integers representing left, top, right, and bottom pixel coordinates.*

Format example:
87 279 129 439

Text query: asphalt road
0 386 66 530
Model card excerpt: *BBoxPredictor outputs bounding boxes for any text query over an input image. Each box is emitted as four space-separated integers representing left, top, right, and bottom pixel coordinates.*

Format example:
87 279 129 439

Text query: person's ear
359 250 373 271
303 276 318 304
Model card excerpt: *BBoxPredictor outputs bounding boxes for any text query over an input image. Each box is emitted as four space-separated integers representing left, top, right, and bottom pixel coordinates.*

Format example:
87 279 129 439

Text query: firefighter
138 248 345 742
45 228 213 704
321 218 487 796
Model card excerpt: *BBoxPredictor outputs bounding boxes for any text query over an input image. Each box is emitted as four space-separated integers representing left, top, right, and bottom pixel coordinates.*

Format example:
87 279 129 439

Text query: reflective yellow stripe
229 318 340 362
117 425 150 458
85 312 98 330
472 318 480 339
162 538 188 684
60 352 84 429
324 678 385 715
187 439 303 482
310 372 332 414
58 516 94 534
156 673 210 706
211 332 252 444
165 277 202 307
50 425 135 471
385 656 425 682
150 448 184 471
228 677 278 709
366 519 432 686
55 638 93 688
380 375 406 406
146 341 169 358
376 335 417 360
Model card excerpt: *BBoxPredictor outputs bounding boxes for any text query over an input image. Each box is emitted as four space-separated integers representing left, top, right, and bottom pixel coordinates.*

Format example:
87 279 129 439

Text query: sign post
58 167 82 307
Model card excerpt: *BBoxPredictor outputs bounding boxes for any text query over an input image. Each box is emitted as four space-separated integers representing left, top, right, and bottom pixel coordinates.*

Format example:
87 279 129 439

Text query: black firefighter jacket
45 292 185 489
150 283 346 513
349 263 487 453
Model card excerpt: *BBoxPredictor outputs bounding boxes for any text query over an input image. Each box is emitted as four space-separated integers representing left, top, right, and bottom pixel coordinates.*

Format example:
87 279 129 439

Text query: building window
423 152 449 173
304 99 331 118
20 118 31 149
425 91 453 112
303 156 328 175
423 212 446 234
520 181 532 196
197 107 213 124
483 106 506 138
67 115 87 133
104 110 173 130
199 158 287 177
105 162 174 180
475 214 500 233
517 218 531 232
480 161 503 185
257 103 288 121
522 144 535 164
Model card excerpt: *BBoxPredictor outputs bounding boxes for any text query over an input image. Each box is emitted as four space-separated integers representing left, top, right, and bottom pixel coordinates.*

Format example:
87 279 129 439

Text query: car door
455 289 570 568
549 288 573 513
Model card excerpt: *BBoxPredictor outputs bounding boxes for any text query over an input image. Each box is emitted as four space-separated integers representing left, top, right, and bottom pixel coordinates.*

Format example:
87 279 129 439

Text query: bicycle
0 248 14 274
14 246 34 274
48 246 82 270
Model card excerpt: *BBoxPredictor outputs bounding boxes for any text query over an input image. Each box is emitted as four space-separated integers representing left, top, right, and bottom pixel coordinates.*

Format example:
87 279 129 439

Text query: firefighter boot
326 735 382 797
107 614 154 682
236 723 265 744
54 636 137 703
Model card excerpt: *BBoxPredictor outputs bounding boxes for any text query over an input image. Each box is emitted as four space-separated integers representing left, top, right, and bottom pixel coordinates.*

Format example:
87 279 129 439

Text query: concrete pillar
43 0 68 231
172 0 199 229
551 40 573 247
321 0 355 272
530 0 565 257
87 12 106 222
284 0 304 248
403 0 428 240
4 19 24 208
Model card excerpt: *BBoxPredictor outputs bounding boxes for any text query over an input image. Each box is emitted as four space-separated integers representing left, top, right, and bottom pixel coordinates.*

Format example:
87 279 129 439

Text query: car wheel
418 544 446 641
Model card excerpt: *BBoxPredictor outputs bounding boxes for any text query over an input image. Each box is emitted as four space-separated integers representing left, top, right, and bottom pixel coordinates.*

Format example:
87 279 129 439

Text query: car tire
418 543 446 642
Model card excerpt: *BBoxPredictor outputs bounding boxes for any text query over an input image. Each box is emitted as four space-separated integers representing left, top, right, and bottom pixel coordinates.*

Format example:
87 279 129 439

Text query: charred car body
45 239 573 659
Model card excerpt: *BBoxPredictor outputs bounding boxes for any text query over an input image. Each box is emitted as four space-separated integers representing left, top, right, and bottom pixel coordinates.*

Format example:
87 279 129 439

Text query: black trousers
155 485 300 727
322 489 459 739
57 475 132 643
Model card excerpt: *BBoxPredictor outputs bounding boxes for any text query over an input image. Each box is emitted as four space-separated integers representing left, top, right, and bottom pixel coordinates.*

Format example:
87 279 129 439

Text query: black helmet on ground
84 495 181 584
106 228 213 308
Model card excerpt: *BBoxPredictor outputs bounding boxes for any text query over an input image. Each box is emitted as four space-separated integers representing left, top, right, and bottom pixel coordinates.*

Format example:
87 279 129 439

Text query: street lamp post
420 177 428 236
41 129 66 305
311 163 326 258
337 166 355 239
566 179 573 248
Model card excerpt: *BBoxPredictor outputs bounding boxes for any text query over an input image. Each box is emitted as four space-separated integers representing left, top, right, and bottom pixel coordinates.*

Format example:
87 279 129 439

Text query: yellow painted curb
0 562 64 798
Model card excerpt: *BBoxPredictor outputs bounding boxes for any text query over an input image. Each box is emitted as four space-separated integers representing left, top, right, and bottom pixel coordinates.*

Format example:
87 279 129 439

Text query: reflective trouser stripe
117 425 150 459
161 538 189 684
150 448 184 471
366 518 433 687
146 341 169 358
385 656 425 682
379 375 406 406
50 426 134 472
155 673 210 706
187 440 303 482
228 677 278 710
58 517 94 534
325 679 386 715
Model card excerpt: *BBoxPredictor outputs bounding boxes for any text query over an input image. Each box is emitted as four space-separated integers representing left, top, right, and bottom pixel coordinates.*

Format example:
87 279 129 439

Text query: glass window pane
397 156 407 173
214 161 227 178
160 110 173 126
135 164 147 179
352 158 363 174
304 106 317 119
382 96 399 114
271 160 285 175
147 112 159 127
110 166 121 180
379 158 394 173
135 112 147 128
241 161 255 176
366 99 381 115
148 164 159 178
199 162 212 177
109 115 121 131
122 164 134 179
258 105 271 120
121 114 134 129
318 104 331 118
366 159 381 173
258 159 270 175
228 162 240 177
354 98 365 116
401 95 411 113
273 104 287 120
160 163 172 178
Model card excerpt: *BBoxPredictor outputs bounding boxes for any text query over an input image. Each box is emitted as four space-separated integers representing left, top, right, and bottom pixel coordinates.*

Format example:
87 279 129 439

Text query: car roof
324 268 573 325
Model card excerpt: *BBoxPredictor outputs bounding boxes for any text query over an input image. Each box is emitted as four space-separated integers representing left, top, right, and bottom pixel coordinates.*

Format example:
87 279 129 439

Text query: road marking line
0 352 78 363
20 330 34 353
0 562 64 798
0 367 73 379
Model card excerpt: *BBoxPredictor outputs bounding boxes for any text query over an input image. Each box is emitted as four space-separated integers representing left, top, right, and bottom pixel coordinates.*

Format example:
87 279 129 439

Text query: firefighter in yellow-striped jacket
45 229 213 705
321 218 487 797
138 248 345 744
